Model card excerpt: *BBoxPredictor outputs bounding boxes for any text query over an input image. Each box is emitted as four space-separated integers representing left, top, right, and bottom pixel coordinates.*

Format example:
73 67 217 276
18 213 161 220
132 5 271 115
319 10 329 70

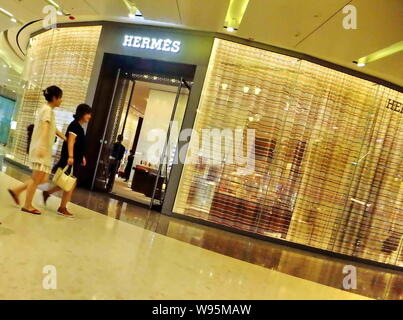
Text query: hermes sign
122 35 181 53
386 99 402 114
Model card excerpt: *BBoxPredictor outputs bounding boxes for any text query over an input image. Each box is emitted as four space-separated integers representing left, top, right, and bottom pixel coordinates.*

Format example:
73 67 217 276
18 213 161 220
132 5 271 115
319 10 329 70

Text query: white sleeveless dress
28 104 56 174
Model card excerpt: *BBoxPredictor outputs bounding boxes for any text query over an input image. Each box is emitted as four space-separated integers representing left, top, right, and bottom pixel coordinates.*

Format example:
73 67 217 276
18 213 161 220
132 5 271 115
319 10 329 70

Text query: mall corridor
0 0 402 304
0 170 371 300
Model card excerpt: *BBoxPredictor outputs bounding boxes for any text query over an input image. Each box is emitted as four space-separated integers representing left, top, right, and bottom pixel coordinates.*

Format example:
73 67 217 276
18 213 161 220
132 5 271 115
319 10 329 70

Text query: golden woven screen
8 26 102 166
174 39 402 266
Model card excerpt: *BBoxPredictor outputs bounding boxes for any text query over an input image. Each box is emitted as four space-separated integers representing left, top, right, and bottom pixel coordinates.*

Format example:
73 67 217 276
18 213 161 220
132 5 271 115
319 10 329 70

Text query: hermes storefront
7 22 402 269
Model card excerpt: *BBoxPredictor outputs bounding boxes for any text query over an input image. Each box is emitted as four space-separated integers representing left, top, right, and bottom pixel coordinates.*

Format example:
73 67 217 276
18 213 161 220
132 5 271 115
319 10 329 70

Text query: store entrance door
89 57 193 210
150 78 191 210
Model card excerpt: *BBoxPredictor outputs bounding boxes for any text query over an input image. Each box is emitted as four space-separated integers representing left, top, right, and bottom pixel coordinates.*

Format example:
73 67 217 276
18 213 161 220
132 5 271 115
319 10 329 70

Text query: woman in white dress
8 86 66 215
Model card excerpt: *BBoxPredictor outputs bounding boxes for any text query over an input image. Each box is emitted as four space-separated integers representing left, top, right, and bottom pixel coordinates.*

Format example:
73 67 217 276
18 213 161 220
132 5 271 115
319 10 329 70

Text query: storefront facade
6 22 402 268
172 38 402 269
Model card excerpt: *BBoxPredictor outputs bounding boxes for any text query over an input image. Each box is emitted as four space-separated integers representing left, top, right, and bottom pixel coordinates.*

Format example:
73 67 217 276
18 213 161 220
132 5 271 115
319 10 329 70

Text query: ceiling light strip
0 7 13 17
357 41 403 66
122 0 132 11
47 0 60 8
224 0 250 31
122 0 142 18
0 7 20 23
44 0 64 15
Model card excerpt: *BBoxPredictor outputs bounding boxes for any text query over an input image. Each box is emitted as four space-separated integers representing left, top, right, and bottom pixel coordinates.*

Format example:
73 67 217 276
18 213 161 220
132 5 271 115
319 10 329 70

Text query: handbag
53 165 77 192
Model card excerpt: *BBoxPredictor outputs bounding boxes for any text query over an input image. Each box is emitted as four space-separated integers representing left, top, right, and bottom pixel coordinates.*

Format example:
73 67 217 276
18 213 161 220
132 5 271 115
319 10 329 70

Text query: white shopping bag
53 165 76 192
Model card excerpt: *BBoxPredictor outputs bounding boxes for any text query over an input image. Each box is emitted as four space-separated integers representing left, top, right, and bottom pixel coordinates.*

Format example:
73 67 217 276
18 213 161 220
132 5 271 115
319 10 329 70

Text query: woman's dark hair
26 124 34 153
73 104 92 121
43 85 63 102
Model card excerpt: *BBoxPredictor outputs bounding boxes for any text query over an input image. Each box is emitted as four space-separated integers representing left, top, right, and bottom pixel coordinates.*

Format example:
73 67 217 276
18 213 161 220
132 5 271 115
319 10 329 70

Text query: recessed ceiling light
56 11 63 16
10 17 17 23
243 86 249 93
225 26 235 32
356 62 366 67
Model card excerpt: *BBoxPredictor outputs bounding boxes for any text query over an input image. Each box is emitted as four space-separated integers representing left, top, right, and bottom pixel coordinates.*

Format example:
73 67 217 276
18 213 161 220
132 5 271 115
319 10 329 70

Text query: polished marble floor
111 179 151 206
0 163 401 299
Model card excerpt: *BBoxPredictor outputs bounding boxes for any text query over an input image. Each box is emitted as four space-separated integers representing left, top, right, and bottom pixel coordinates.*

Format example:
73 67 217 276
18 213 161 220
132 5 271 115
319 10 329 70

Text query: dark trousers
106 159 120 190
124 158 134 181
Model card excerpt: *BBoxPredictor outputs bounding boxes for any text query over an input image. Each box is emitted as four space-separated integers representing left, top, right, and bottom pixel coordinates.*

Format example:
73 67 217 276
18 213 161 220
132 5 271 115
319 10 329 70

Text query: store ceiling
0 0 402 87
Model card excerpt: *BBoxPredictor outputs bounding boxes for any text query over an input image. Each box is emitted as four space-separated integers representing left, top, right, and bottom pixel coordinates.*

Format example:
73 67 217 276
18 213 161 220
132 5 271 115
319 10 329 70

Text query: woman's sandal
21 208 42 215
8 189 20 205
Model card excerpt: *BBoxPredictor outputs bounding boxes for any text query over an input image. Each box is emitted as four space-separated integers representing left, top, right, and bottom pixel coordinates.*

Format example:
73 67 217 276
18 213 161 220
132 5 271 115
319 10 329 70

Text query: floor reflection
3 162 402 300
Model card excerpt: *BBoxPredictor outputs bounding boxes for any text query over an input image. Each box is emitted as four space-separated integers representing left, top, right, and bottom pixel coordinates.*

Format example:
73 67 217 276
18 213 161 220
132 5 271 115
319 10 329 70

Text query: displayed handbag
53 165 77 192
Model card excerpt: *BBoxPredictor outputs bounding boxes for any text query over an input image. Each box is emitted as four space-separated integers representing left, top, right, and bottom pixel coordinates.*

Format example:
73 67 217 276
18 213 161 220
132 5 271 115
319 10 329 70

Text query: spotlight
254 113 262 122
353 60 366 67
10 17 17 23
225 26 235 32
56 11 63 16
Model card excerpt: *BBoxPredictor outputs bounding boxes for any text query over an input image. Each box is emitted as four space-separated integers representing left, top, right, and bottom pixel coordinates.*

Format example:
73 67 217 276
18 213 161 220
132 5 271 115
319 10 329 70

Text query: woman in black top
43 104 92 217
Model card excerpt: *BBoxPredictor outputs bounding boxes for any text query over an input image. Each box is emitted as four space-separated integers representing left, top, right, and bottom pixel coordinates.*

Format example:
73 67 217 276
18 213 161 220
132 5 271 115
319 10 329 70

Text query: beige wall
135 88 188 168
